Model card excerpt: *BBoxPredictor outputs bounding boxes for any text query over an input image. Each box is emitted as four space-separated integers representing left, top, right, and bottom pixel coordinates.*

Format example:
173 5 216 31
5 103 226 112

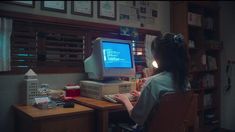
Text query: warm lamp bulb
152 60 158 68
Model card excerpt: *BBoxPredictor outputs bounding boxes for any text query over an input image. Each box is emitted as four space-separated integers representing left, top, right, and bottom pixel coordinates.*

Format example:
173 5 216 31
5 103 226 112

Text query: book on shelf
203 94 213 107
205 40 223 50
188 12 202 27
204 17 214 30
202 74 215 88
207 56 217 71
204 111 219 125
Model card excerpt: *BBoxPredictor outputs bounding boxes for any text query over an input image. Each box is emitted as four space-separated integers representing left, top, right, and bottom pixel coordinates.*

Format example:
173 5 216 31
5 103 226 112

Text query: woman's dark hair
151 33 188 92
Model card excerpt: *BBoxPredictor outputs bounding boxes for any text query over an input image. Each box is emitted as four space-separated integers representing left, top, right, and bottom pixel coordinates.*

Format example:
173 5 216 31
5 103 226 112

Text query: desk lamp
152 60 158 68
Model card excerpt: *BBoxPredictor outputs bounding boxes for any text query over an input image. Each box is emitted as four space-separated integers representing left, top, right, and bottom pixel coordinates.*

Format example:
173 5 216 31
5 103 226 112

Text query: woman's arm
130 85 156 126
115 94 133 115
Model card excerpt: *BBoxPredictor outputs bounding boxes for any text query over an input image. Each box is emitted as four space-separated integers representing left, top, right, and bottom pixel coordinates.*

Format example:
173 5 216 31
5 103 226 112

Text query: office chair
118 91 198 132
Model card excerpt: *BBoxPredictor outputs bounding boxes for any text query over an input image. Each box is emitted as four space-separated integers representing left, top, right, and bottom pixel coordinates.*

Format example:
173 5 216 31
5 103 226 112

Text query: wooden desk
13 104 94 132
73 97 135 132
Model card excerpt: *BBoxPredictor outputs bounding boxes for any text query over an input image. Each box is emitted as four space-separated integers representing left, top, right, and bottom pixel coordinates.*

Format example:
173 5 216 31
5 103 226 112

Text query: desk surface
13 104 93 119
73 96 136 110
73 96 125 110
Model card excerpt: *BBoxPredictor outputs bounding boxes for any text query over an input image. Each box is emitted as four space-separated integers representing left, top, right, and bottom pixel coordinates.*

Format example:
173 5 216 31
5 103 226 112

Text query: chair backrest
146 91 198 132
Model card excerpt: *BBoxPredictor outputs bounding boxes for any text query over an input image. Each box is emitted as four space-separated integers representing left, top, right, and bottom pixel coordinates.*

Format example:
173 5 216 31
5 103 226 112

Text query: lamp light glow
152 60 158 68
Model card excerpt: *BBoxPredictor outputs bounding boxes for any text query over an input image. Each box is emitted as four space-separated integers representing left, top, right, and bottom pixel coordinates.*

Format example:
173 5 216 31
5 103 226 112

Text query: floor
220 128 235 132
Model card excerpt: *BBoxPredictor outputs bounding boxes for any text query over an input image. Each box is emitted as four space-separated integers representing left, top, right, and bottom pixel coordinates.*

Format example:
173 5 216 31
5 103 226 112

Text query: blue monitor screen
102 41 133 68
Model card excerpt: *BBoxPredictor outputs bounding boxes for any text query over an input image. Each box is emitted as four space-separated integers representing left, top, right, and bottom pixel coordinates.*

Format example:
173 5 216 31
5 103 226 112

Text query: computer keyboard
103 93 136 103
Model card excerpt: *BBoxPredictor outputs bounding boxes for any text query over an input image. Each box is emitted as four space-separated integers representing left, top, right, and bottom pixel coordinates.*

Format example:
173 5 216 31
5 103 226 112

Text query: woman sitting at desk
115 33 189 131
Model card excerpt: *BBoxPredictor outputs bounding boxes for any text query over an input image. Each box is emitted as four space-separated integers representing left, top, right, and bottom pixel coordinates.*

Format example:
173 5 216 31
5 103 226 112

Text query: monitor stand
80 80 136 100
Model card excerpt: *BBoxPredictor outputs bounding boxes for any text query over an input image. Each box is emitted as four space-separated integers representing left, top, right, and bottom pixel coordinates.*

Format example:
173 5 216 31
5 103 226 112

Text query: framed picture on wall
98 1 116 20
5 1 35 8
71 1 93 17
41 1 66 13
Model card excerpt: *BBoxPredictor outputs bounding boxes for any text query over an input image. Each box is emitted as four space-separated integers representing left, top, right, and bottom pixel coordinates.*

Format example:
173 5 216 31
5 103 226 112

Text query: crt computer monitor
84 37 136 80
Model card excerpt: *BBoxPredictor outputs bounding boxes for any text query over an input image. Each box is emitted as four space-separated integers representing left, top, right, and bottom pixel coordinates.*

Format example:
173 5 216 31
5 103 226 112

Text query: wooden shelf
188 48 201 52
171 1 221 130
191 87 217 93
204 87 217 92
204 106 217 111
192 89 201 92
200 124 220 132
203 28 216 31
189 69 218 74
188 47 201 50
188 24 203 30
205 46 221 51
198 106 216 112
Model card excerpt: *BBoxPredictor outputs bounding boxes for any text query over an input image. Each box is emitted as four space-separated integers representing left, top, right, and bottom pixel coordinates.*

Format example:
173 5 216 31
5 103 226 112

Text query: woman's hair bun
173 34 184 47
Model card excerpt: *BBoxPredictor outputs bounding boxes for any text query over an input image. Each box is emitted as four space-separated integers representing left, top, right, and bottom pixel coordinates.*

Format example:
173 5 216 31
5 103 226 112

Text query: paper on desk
35 97 50 104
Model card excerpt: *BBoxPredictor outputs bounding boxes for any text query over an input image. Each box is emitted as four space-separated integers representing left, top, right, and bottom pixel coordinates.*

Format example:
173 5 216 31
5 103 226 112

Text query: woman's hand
136 78 147 91
131 90 141 98
115 94 133 116
115 94 129 104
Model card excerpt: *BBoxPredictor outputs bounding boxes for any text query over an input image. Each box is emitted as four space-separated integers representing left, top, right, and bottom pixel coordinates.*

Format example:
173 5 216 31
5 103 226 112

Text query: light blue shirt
130 71 175 126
